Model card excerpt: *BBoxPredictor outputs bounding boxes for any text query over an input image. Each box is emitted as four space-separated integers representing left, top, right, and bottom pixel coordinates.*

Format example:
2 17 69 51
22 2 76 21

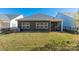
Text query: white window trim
21 22 30 29
36 22 48 29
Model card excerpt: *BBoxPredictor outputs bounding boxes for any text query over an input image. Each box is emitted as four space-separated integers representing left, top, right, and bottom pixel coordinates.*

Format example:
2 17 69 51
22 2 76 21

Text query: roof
0 14 10 21
0 14 20 21
17 13 62 21
57 12 79 25
62 12 79 25
62 12 76 18
6 14 20 19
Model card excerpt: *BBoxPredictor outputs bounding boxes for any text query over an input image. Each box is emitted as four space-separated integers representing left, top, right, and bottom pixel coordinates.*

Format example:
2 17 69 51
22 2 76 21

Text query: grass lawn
0 32 78 51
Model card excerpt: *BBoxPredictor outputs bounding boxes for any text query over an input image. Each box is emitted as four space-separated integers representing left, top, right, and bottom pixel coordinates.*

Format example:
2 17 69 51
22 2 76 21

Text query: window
36 22 48 29
21 22 30 29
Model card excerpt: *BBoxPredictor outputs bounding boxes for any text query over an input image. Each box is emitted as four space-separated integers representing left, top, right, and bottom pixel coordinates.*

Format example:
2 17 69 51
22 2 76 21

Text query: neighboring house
10 14 24 29
0 14 24 30
0 14 11 30
17 14 63 32
56 13 77 31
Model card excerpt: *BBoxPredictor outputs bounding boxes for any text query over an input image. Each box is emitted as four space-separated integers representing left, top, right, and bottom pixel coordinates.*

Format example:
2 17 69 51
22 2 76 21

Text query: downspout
61 20 63 32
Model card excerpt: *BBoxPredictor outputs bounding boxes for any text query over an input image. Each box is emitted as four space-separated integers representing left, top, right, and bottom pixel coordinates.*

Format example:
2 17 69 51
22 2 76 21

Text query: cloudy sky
0 8 78 17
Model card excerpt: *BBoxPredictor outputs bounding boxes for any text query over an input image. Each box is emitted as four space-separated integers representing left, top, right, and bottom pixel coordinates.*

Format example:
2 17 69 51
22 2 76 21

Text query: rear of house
0 13 78 33
17 14 63 32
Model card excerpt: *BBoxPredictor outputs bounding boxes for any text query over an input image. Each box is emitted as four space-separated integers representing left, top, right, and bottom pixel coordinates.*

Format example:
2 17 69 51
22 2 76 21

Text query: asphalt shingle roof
62 12 79 25
0 14 10 21
17 14 55 21
6 14 20 20
0 14 20 21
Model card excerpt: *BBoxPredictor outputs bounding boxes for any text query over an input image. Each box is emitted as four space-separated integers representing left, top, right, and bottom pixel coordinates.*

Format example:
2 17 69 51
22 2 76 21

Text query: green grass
0 32 78 51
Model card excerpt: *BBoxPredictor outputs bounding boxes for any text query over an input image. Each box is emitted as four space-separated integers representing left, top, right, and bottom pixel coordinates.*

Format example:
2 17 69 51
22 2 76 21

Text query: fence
63 26 79 34
0 28 20 34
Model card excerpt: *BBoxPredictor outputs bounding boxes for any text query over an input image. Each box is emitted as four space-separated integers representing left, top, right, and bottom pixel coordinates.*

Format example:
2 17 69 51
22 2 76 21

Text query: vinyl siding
0 21 10 29
18 21 50 31
56 13 76 28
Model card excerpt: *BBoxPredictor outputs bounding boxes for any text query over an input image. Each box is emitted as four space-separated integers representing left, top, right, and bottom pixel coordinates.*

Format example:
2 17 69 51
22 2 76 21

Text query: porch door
51 22 60 31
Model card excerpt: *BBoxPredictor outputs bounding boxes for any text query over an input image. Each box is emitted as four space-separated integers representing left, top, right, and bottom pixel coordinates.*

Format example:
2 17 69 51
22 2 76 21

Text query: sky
0 8 78 17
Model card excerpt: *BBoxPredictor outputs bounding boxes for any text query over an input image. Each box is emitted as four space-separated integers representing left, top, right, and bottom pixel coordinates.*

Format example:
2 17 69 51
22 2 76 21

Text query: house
56 12 78 31
10 14 24 29
0 14 11 30
0 14 24 30
0 13 78 33
17 14 63 32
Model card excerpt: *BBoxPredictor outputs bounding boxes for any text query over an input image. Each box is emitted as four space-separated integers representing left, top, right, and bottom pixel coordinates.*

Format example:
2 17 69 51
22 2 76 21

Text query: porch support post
18 21 21 32
49 21 51 32
61 21 63 32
